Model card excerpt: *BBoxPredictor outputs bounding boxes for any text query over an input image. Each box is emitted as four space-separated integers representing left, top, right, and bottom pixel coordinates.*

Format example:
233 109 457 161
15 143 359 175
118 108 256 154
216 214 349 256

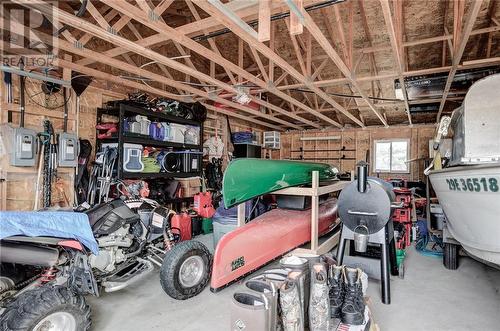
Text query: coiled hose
415 219 443 258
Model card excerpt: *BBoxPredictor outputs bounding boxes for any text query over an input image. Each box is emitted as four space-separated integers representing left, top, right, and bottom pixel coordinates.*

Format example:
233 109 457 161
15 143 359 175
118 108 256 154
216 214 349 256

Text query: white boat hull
429 164 500 267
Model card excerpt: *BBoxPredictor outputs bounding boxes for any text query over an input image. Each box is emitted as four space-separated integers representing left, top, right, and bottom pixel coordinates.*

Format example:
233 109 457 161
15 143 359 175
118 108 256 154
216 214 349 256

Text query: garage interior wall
278 125 436 181
0 75 124 210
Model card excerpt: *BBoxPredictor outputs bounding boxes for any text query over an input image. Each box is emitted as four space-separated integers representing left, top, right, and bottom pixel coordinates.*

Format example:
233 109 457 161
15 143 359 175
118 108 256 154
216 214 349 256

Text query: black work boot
328 265 344 318
341 267 365 325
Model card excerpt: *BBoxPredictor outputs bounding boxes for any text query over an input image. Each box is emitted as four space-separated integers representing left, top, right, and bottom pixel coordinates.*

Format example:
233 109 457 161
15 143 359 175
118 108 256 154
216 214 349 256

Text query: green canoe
222 158 338 208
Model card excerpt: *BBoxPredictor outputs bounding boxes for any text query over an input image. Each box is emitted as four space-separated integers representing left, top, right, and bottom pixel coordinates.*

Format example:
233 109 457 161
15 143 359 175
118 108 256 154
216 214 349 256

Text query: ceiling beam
287 0 304 35
104 0 325 129
295 6 387 126
441 0 450 66
197 0 357 128
380 0 412 125
358 0 383 98
2 14 291 131
258 0 272 42
453 0 465 54
17 1 313 130
185 0 238 85
436 0 483 121
75 0 325 67
226 22 500 79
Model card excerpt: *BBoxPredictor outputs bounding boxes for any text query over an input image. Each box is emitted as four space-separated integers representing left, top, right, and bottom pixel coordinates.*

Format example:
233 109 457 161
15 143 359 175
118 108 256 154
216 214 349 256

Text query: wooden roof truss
4 0 499 131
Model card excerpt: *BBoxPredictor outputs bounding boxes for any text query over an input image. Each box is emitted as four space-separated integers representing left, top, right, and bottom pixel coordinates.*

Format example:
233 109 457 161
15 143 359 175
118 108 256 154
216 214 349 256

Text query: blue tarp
0 211 99 255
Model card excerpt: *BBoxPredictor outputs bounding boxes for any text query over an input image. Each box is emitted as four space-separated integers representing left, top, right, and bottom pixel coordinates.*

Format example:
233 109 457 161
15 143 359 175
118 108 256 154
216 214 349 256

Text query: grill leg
381 241 391 304
336 231 347 266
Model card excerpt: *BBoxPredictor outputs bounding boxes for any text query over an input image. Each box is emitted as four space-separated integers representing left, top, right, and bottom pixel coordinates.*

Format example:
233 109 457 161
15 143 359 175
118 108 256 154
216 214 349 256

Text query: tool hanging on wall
4 70 13 103
70 72 92 206
74 139 92 205
86 146 118 206
38 119 57 208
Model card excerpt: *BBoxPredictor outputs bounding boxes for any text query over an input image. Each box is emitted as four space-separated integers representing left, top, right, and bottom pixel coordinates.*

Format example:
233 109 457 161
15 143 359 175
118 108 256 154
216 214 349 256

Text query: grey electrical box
10 127 38 166
58 133 79 167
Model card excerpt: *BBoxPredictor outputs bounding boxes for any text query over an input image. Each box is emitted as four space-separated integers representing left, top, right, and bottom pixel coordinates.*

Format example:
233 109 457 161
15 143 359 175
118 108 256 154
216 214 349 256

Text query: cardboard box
176 177 201 197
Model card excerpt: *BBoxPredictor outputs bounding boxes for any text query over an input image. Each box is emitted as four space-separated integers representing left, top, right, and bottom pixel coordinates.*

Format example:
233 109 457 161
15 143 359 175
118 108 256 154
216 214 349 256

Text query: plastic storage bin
213 216 238 248
184 125 200 145
263 131 280 149
170 123 187 143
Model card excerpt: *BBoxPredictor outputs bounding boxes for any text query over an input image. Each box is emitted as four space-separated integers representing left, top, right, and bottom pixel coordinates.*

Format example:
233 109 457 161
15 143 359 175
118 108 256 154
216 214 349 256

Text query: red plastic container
194 192 216 218
393 208 411 223
394 188 412 207
171 213 192 241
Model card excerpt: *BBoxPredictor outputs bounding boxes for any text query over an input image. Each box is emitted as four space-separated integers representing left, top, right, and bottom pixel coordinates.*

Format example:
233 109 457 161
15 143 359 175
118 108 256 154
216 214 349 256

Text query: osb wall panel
280 125 436 181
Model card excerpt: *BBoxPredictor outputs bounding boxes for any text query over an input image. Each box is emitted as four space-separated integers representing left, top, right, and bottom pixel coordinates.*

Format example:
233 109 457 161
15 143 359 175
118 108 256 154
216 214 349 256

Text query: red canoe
210 199 338 291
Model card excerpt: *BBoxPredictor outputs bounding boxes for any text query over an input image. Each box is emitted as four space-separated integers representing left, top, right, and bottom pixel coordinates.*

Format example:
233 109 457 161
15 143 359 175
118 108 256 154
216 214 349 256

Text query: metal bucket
353 224 369 252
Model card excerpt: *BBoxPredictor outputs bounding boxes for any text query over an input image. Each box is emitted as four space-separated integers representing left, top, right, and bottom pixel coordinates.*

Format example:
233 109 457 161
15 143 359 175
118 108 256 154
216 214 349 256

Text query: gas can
194 192 216 218
170 213 192 241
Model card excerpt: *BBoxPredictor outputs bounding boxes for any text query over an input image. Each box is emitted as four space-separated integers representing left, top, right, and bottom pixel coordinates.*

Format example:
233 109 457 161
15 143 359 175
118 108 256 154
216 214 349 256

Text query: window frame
373 139 410 174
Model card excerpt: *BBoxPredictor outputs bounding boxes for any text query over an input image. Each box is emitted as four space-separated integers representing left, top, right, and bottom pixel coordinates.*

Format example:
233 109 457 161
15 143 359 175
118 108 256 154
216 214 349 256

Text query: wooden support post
310 171 319 251
289 0 304 35
237 203 246 227
238 38 244 83
258 0 272 42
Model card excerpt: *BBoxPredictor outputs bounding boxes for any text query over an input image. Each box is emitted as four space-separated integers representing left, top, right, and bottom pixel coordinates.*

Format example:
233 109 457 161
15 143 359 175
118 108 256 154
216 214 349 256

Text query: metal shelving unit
96 103 204 180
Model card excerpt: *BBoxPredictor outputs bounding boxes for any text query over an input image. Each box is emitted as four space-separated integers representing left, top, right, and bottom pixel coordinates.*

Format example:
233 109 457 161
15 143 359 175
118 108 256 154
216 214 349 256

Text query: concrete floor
88 234 500 330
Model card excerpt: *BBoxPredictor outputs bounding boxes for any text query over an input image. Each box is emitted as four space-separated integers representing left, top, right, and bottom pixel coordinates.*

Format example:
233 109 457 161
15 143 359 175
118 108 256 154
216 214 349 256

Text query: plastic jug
170 213 192 241
194 192 216 218
161 123 171 141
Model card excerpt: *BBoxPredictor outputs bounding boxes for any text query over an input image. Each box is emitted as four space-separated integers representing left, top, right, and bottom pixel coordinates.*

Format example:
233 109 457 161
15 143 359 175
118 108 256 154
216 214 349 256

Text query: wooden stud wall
0 75 124 211
280 124 436 181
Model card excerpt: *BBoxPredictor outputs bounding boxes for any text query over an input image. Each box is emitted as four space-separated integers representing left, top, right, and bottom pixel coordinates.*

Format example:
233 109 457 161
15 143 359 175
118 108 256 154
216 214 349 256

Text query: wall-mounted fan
25 67 70 110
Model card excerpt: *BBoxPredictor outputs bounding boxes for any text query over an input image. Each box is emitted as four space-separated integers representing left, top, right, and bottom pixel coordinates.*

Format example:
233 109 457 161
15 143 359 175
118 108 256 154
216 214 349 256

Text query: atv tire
160 240 212 300
0 285 91 331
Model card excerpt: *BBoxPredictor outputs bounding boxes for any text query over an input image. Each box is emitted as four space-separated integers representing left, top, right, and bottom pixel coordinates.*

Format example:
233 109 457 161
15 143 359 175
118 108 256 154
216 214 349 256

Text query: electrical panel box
58 133 79 167
10 127 38 167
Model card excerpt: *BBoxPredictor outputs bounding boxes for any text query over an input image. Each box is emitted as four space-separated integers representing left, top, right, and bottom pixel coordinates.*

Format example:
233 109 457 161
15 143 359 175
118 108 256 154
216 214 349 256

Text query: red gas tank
194 192 216 218
170 213 192 241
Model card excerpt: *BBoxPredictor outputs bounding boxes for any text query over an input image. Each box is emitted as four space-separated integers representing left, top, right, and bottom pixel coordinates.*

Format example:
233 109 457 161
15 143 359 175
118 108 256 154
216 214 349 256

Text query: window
374 140 409 173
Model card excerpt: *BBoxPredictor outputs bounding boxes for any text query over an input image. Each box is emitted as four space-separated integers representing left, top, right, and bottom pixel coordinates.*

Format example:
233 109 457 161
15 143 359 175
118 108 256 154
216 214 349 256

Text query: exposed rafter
103 0 328 129
436 0 483 121
234 24 500 80
1 15 290 131
380 0 412 125
295 6 387 126
197 0 357 128
5 0 498 130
